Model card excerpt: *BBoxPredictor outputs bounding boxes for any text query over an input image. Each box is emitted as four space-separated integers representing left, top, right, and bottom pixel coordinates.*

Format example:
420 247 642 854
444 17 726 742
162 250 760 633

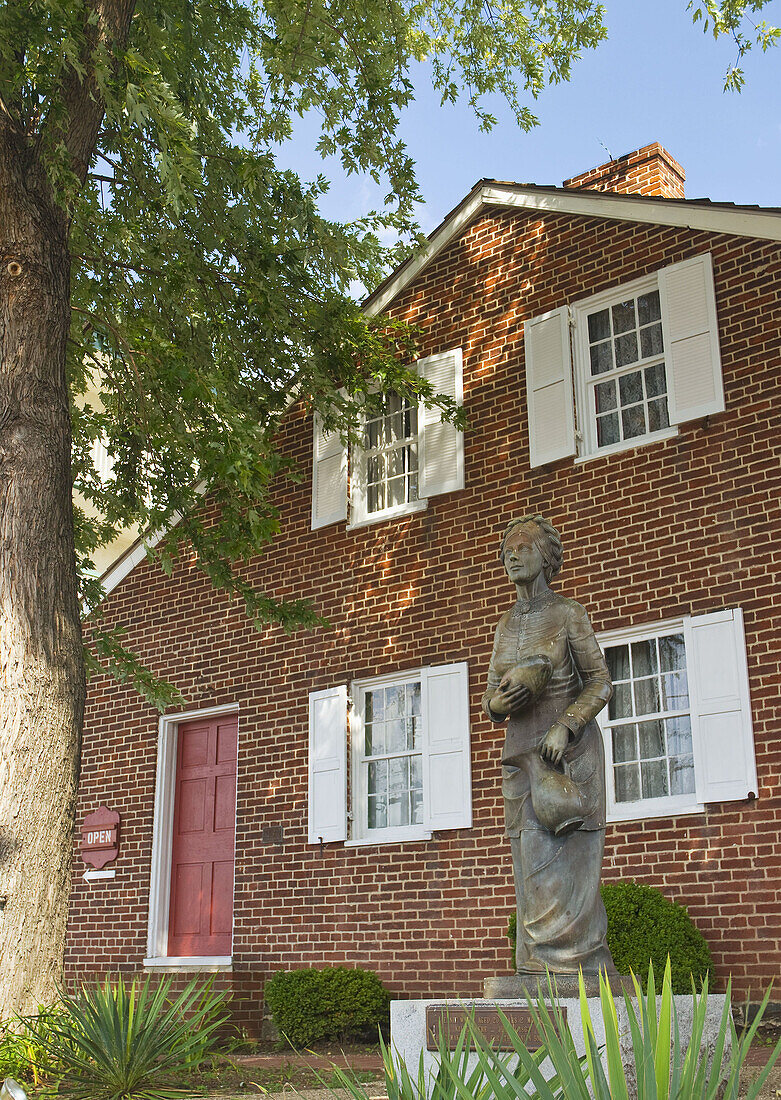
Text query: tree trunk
0 125 85 1017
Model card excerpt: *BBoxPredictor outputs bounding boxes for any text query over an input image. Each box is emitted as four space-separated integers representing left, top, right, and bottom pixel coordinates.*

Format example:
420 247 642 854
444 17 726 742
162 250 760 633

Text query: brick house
67 144 781 1028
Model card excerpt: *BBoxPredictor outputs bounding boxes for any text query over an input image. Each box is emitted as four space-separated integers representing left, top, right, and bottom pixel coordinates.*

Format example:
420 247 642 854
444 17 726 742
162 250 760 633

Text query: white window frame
348 667 433 845
145 703 238 970
348 393 428 529
572 271 679 461
597 618 703 824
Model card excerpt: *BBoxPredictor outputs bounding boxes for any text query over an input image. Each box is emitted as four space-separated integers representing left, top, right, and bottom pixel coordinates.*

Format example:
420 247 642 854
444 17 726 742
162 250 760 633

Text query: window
311 349 464 529
584 286 669 451
357 392 421 520
525 253 725 467
308 663 472 846
354 673 425 839
597 611 757 823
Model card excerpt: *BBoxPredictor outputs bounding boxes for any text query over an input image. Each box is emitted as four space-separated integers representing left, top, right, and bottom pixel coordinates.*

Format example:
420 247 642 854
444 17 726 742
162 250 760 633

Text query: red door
168 715 237 957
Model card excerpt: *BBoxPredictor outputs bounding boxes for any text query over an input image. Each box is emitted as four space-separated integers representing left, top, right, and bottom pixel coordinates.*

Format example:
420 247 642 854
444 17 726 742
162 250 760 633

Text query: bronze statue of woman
483 515 616 976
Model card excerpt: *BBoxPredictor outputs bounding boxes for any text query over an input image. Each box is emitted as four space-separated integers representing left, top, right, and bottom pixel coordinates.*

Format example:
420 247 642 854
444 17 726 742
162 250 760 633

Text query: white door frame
144 703 239 969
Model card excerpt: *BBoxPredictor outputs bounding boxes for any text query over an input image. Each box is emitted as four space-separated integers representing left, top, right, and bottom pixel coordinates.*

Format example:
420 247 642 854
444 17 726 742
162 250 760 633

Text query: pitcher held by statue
483 515 617 978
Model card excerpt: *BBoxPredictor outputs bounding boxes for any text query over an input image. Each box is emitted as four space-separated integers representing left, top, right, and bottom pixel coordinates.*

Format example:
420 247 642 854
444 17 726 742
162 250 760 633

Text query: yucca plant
329 960 781 1100
26 974 228 1100
576 959 781 1100
328 1002 581 1100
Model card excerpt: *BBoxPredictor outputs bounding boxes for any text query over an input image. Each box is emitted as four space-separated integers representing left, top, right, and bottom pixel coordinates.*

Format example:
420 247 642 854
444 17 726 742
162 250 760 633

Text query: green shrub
506 881 713 993
0 1006 65 1088
264 966 391 1048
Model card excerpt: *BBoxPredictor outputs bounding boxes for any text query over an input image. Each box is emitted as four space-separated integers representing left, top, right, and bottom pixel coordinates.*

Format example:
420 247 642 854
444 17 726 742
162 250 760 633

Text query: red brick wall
66 204 781 1018
563 142 686 198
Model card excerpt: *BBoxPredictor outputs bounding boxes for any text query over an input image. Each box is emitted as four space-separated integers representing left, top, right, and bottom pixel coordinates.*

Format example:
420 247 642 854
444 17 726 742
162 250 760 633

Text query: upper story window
307 662 472 846
524 253 725 467
585 286 669 451
311 349 464 530
360 393 420 520
597 609 757 824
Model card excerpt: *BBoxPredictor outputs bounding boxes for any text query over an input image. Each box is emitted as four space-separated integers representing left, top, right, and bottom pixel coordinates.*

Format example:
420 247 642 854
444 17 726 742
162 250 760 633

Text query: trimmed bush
264 966 391 1048
506 881 713 993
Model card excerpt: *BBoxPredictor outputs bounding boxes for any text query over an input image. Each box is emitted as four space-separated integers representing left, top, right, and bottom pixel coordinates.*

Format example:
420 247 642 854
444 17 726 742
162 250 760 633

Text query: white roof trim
364 183 781 316
98 479 208 597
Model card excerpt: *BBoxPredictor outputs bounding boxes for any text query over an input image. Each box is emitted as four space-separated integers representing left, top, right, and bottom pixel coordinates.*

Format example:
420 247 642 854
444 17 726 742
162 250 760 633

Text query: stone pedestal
390 990 730 1099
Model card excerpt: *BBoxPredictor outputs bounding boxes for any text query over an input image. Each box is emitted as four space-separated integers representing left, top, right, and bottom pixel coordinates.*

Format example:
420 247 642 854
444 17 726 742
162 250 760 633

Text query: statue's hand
540 723 571 768
491 678 532 717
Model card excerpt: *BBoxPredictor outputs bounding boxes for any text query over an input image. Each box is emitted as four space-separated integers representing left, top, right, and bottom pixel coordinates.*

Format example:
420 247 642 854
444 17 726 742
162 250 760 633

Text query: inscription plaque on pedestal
425 1006 567 1051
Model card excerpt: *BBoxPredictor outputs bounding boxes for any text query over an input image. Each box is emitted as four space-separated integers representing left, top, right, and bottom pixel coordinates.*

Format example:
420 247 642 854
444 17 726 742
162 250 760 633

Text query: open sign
81 807 120 870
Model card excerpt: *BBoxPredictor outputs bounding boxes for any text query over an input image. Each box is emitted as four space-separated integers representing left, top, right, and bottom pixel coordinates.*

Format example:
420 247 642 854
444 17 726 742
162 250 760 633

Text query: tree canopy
0 0 776 703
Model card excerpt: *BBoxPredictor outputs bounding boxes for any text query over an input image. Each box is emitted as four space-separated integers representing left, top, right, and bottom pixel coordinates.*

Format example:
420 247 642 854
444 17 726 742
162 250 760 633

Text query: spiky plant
28 974 228 1100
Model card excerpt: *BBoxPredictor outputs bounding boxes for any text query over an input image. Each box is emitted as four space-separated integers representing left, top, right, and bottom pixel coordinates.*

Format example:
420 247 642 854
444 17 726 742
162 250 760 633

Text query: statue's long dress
482 590 615 974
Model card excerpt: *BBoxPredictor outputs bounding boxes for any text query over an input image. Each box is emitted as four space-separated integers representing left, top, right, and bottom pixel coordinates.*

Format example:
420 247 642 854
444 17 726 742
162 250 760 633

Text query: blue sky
277 0 781 235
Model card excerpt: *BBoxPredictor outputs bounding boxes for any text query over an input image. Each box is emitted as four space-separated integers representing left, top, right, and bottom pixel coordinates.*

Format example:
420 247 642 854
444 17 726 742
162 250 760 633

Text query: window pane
648 398 670 432
613 725 637 763
634 676 660 716
366 418 382 449
619 371 643 406
368 760 387 829
670 755 696 796
411 787 424 824
387 475 405 507
638 720 664 759
644 362 667 398
405 405 418 436
386 719 406 754
385 684 404 720
615 332 639 368
588 308 611 342
666 715 693 756
388 757 410 826
406 716 420 750
640 323 664 358
368 794 387 829
615 764 641 803
632 640 658 677
606 645 630 682
641 759 669 799
408 681 422 716
609 680 633 720
638 290 661 325
408 442 419 474
367 480 383 514
621 404 647 439
612 300 636 334
590 341 613 375
595 380 617 413
660 634 685 672
367 455 383 485
597 413 620 447
662 670 689 710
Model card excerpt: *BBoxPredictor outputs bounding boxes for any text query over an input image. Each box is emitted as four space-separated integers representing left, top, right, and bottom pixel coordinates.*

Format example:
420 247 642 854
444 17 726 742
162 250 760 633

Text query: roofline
362 182 781 317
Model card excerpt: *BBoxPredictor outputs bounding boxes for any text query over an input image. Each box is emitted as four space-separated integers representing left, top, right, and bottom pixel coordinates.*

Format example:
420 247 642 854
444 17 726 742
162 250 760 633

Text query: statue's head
499 515 563 584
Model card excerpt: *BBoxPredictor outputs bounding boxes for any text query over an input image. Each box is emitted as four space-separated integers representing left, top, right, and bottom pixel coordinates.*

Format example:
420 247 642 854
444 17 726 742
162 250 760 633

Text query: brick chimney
562 142 685 200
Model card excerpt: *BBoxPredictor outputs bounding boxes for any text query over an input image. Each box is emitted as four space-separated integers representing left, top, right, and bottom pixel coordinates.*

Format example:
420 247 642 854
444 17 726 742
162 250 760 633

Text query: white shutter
658 252 725 424
417 348 465 499
308 686 348 843
311 415 347 530
524 306 576 468
685 608 758 804
422 663 472 831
